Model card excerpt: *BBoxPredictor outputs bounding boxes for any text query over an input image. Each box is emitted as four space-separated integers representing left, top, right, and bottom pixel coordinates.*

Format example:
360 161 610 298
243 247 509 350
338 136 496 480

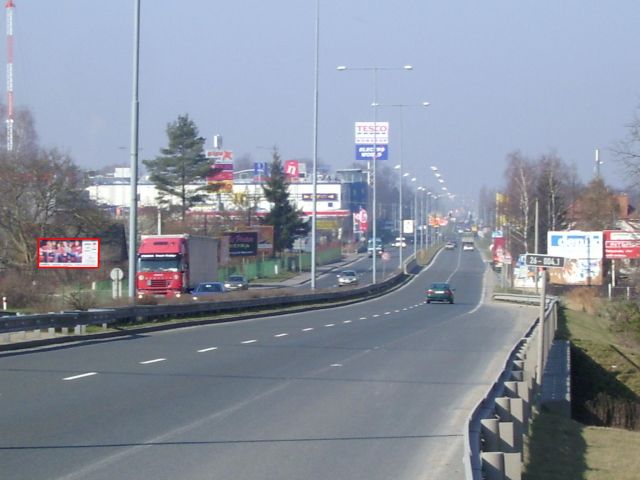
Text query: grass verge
523 306 640 479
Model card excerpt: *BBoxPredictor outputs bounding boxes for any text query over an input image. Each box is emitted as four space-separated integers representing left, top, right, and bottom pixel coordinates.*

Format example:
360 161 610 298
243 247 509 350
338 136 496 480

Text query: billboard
206 150 234 192
547 231 603 285
355 121 389 161
355 144 389 160
224 231 258 257
37 238 100 269
604 230 640 259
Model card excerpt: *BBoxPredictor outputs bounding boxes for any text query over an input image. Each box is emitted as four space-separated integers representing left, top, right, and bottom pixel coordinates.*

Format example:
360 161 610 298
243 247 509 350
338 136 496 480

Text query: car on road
224 274 249 291
391 237 407 248
445 241 456 250
192 281 226 299
462 242 474 251
367 238 384 257
426 282 454 304
337 270 359 286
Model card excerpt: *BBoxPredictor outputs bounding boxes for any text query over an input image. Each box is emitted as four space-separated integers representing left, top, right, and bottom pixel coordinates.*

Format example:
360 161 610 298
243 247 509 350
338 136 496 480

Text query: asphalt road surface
0 247 535 480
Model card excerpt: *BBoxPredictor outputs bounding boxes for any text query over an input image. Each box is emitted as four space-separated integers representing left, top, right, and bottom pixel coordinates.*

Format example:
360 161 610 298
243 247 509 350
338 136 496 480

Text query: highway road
0 247 535 480
311 245 403 289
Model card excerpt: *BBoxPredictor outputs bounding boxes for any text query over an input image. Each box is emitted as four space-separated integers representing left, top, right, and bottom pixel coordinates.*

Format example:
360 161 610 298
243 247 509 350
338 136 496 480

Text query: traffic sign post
525 254 565 268
523 254 566 389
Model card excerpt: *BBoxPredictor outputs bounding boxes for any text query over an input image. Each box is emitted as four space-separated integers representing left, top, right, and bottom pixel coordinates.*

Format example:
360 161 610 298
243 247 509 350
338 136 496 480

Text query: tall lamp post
128 0 141 301
337 64 413 284
310 0 320 289
371 101 429 269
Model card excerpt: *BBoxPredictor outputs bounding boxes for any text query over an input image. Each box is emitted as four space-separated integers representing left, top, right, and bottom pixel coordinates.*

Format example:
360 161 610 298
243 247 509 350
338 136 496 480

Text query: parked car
337 270 359 286
224 274 249 291
426 282 454 304
192 282 226 299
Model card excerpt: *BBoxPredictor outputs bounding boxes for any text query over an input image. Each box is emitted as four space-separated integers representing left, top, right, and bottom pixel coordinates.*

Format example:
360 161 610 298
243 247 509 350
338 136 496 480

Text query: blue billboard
355 144 388 161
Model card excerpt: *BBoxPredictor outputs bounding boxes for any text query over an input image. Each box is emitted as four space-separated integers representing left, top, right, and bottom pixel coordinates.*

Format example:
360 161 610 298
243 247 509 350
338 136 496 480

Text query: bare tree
613 105 640 180
571 177 618 230
504 151 537 256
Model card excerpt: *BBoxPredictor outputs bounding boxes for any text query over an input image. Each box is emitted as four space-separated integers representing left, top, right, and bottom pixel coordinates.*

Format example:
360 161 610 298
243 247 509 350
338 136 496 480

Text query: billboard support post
537 268 547 390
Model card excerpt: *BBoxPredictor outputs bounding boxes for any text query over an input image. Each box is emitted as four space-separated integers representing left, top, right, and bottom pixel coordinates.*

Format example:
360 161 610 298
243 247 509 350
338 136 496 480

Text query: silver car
224 274 249 291
337 270 359 286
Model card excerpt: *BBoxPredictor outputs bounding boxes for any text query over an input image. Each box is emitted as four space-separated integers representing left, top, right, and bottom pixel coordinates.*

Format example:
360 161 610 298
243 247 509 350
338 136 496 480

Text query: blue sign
355 144 389 160
253 162 267 179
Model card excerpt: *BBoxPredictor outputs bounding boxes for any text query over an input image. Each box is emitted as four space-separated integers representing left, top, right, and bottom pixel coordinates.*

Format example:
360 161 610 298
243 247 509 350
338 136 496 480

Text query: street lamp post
128 0 141 301
371 101 429 269
337 64 413 283
310 0 320 289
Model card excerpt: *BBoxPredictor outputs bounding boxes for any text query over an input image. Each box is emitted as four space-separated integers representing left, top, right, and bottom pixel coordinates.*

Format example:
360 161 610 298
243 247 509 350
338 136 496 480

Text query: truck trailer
136 234 218 297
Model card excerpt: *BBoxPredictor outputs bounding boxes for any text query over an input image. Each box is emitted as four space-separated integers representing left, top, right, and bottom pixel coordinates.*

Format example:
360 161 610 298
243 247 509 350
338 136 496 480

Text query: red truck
136 234 219 297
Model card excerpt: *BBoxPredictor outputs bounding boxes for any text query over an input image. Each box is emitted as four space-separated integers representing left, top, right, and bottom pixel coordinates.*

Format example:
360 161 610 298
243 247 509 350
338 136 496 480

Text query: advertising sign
355 144 388 160
206 150 234 192
284 160 299 181
353 207 368 235
547 231 603 285
513 254 538 289
492 236 506 265
354 122 389 144
224 231 258 257
604 230 640 259
301 193 338 202
37 238 100 269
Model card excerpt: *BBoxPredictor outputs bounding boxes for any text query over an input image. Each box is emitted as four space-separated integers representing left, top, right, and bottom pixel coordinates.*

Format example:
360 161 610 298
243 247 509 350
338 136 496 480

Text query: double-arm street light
337 64 413 283
371 101 429 269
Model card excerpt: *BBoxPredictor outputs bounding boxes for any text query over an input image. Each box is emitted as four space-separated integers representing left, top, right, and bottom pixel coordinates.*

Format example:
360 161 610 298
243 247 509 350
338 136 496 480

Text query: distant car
192 282 226 299
224 274 249 291
426 282 454 304
337 270 359 286
462 242 475 251
391 237 407 248
445 241 456 250
367 238 384 257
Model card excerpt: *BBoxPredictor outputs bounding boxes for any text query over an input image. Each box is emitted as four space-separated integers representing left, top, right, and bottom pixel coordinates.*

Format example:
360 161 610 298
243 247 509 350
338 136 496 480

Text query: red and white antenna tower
5 0 14 152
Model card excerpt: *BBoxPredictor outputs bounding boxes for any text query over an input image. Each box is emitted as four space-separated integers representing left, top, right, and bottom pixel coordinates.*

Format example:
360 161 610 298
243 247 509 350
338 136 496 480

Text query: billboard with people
37 238 100 269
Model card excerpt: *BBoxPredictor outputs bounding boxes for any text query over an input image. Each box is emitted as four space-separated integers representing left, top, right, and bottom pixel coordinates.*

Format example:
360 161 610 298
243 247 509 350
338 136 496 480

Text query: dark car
224 274 249 291
426 282 454 304
192 282 226 299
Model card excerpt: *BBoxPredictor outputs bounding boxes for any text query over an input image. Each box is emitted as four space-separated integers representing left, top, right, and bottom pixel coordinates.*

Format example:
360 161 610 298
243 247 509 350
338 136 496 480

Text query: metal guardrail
0 267 410 341
463 295 560 480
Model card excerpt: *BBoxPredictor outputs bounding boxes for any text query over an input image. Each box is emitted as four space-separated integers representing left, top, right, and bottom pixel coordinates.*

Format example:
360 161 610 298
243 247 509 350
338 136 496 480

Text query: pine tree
143 114 211 223
261 148 309 253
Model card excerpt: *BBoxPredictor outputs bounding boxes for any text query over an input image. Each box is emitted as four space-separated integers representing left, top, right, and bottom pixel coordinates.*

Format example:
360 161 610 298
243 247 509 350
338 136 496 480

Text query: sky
4 1 640 208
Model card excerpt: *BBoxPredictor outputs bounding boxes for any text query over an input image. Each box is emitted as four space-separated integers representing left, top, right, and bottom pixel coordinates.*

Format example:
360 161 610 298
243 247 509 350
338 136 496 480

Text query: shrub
65 290 98 311
563 287 602 315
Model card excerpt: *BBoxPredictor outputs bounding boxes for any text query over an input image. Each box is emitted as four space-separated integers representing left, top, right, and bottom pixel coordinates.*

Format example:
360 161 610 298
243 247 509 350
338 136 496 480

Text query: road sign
525 254 565 268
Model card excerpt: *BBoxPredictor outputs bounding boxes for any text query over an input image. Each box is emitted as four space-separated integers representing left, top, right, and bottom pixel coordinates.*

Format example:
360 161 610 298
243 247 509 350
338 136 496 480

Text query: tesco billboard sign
355 122 389 145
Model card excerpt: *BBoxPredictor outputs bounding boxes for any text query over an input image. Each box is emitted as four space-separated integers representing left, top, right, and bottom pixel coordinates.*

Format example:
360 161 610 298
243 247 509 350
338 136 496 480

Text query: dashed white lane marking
302 328 314 331
373 314 380 318
330 364 343 367
325 324 335 327
140 358 166 365
394 310 400 313
197 347 218 353
343 320 352 324
241 340 258 344
359 317 367 320
384 311 391 315
63 372 98 381
274 333 288 337
402 308 408 311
